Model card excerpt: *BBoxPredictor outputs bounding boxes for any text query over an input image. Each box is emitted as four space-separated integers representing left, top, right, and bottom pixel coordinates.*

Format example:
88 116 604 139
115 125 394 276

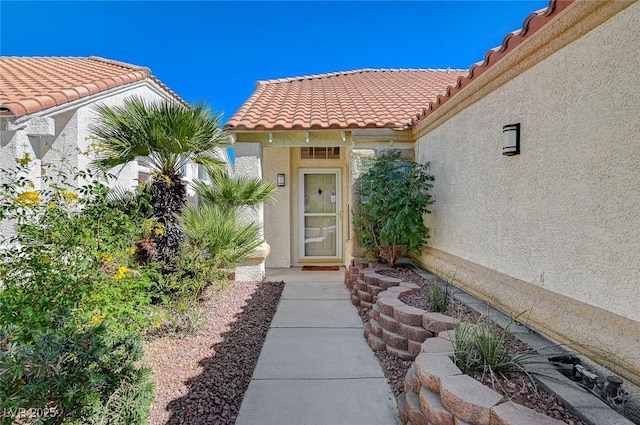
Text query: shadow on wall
165 280 284 424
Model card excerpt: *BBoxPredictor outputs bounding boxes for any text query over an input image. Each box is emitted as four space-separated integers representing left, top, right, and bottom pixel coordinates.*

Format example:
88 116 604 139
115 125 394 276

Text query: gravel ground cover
143 280 284 425
367 266 584 425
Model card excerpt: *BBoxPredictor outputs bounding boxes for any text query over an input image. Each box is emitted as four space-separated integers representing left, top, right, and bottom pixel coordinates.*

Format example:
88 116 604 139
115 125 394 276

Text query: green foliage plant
427 281 454 313
0 155 157 423
353 150 435 266
193 167 276 214
452 313 538 382
90 96 227 261
179 204 263 269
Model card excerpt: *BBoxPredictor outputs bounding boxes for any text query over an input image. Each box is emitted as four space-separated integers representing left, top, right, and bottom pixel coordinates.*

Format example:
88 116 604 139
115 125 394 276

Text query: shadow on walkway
165 280 284 425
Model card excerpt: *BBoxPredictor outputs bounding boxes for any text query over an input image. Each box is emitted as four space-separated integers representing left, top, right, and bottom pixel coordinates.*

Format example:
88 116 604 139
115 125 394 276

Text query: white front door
299 169 342 260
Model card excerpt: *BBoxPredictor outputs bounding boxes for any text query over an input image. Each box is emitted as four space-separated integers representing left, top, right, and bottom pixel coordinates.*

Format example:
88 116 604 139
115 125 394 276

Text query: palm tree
179 166 276 268
90 96 225 261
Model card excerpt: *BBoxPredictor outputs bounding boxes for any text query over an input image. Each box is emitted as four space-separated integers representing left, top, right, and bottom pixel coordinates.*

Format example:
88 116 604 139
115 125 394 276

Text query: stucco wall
0 81 191 241
416 2 640 322
233 142 266 280
263 145 291 267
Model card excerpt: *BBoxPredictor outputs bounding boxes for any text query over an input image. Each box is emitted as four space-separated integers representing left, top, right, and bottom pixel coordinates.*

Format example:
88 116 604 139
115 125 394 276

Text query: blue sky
0 1 548 123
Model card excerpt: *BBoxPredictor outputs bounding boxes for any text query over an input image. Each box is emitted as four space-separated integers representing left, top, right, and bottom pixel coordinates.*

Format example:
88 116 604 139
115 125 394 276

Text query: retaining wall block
382 328 409 350
351 295 361 307
420 337 455 356
400 281 421 290
377 276 403 289
394 305 426 327
386 286 414 295
415 353 463 393
370 318 383 337
408 339 423 356
364 321 372 338
371 305 381 320
368 333 386 351
490 401 565 425
378 290 401 299
364 273 379 286
367 284 385 297
423 312 458 334
359 268 376 281
398 392 409 424
404 363 419 393
406 390 429 425
378 297 405 316
378 311 400 333
399 322 432 342
440 374 503 425
419 387 455 425
358 289 373 303
386 345 414 360
357 279 369 291
438 330 456 343
361 300 374 309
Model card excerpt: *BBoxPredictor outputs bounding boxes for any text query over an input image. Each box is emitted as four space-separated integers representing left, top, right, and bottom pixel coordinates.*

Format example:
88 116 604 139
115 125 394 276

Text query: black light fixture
503 123 520 156
277 173 285 187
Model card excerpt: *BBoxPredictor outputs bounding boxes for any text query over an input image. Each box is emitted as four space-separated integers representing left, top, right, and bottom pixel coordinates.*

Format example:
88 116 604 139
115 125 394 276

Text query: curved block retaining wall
345 260 457 361
346 260 563 424
346 260 634 425
399 333 565 425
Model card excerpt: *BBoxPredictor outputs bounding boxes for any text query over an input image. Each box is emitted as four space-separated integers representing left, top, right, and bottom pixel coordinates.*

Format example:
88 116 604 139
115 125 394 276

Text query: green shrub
0 323 153 425
0 157 157 423
353 151 434 266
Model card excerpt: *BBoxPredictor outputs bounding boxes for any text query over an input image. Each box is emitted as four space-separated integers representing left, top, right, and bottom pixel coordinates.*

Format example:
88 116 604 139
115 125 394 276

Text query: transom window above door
301 147 340 159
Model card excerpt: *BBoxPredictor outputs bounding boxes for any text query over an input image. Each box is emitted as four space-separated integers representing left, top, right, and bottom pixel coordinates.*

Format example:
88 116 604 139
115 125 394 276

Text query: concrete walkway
236 267 399 425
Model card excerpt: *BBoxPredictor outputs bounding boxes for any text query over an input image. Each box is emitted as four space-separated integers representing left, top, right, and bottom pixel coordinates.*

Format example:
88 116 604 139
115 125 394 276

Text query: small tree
353 151 434 266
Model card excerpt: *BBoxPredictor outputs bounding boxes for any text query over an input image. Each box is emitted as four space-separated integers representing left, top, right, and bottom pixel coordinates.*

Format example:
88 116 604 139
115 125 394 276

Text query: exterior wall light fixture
503 123 520 156
277 173 285 187
268 132 273 143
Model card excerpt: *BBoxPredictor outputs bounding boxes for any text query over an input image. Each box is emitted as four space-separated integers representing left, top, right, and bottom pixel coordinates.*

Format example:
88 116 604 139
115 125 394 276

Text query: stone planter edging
346 259 456 360
345 259 566 425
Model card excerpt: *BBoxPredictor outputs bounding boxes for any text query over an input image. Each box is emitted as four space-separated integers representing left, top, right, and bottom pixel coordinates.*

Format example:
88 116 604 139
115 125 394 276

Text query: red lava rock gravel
143 280 284 425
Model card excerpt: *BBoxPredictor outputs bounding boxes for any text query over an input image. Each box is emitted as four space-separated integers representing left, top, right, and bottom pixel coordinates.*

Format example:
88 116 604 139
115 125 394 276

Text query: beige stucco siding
263 145 291 267
417 1 640 322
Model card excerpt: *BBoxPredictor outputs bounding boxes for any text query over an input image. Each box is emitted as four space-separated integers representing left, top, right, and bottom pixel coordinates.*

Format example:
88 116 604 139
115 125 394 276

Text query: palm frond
194 167 276 212
179 204 262 267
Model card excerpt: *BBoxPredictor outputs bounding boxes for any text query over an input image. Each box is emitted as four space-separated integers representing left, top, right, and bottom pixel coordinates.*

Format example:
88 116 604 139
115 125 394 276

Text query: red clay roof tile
411 0 573 127
0 56 187 117
224 68 468 131
226 1 571 132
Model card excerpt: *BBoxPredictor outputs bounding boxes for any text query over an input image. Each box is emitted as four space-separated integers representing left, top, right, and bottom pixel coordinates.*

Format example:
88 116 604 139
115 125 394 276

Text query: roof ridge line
255 68 464 86
88 56 151 74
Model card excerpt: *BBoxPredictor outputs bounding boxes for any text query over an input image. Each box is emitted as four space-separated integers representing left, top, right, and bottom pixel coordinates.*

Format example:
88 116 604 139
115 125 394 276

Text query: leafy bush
353 151 434 266
0 323 153 424
0 157 157 423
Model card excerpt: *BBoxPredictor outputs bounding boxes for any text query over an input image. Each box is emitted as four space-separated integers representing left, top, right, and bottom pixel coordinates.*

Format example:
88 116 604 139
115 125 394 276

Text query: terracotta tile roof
224 68 468 131
0 56 187 117
411 0 573 127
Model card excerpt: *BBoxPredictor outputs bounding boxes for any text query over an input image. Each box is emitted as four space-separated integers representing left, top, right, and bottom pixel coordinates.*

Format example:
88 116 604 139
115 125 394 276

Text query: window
301 147 340 159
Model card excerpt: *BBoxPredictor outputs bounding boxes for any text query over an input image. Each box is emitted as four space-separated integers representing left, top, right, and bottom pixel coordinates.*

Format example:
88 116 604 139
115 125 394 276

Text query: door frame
298 168 342 261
